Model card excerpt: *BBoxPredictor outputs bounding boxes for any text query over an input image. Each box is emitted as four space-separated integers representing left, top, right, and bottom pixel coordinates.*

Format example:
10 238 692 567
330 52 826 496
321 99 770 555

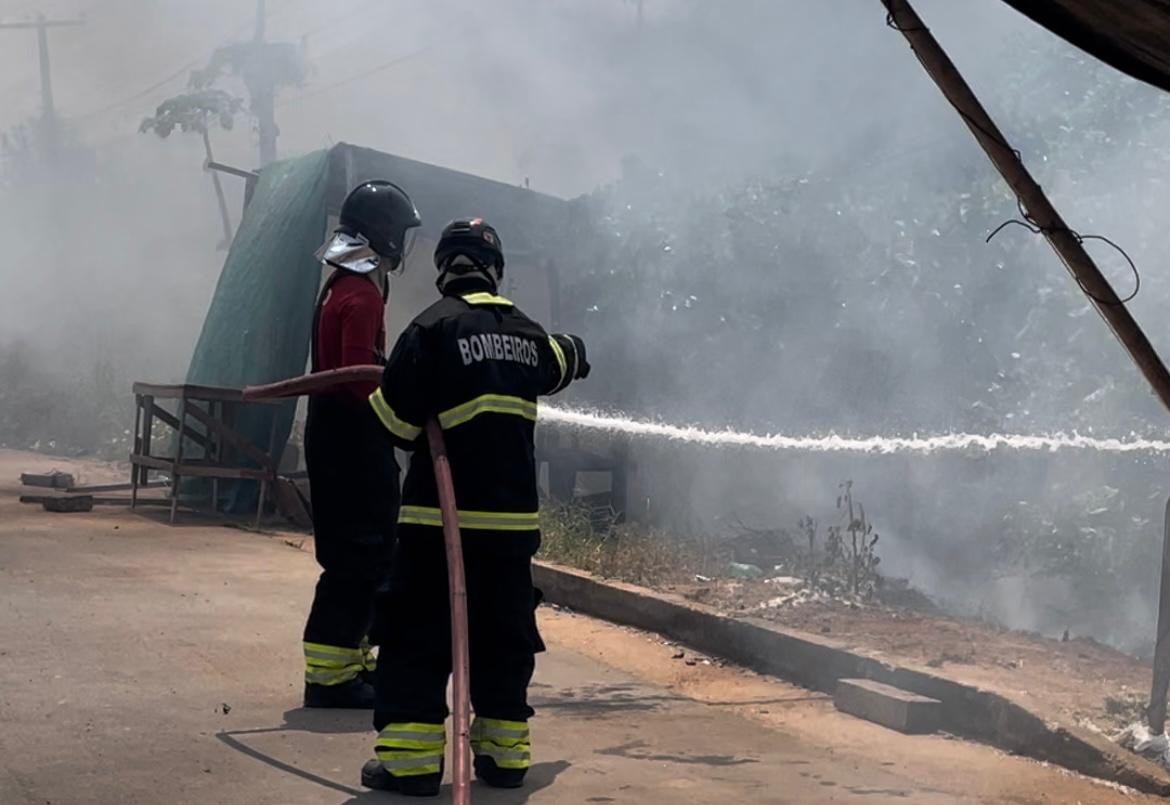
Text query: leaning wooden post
1149 497 1170 734
882 0 1170 735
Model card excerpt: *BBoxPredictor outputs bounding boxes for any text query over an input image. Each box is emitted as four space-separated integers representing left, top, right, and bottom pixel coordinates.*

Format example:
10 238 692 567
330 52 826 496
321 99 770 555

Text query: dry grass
538 503 711 587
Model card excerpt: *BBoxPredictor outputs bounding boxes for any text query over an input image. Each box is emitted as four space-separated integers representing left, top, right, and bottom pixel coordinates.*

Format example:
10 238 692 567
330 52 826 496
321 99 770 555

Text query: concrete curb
533 561 1170 797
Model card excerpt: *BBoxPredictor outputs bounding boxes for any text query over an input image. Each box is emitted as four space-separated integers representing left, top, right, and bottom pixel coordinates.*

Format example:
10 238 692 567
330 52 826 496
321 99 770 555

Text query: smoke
1 1 1166 648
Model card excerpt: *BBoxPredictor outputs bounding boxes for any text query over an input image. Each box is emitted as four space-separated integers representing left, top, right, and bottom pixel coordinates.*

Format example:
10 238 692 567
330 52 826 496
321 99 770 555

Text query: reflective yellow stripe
398 505 540 532
377 755 443 775
306 668 360 685
304 641 364 685
471 717 531 770
376 722 446 777
473 718 529 740
461 292 514 306
304 642 364 661
369 388 422 441
437 394 537 430
548 336 567 386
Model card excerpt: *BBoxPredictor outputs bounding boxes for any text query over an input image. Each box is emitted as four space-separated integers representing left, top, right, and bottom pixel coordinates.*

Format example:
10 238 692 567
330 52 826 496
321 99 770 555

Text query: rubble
1117 722 1170 771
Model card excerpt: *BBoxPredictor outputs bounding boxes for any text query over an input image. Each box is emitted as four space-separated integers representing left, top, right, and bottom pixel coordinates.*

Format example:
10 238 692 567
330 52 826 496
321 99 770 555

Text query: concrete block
834 678 941 735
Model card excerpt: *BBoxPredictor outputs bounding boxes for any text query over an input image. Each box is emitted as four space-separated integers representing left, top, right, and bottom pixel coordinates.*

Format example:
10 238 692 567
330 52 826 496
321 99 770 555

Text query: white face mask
314 231 380 274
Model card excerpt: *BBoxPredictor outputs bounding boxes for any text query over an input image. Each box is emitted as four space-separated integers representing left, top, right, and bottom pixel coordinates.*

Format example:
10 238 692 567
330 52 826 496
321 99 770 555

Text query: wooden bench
129 382 284 526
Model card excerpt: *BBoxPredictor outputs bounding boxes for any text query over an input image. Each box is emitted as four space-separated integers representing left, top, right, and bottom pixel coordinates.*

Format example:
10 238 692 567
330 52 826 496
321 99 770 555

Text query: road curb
533 561 1170 796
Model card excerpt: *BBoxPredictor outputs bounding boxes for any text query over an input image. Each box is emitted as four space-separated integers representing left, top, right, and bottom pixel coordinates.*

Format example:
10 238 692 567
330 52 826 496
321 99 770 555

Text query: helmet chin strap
436 255 501 294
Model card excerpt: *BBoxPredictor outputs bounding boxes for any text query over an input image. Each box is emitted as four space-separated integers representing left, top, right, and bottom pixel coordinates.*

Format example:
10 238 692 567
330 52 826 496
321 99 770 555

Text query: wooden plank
183 401 275 471
167 464 271 480
20 472 75 489
21 494 167 508
70 481 166 494
149 403 212 450
130 456 269 480
130 455 174 471
138 394 154 487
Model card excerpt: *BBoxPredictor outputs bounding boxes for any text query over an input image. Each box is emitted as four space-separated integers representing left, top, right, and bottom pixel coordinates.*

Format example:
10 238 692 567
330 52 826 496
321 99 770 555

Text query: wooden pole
201 129 233 249
882 0 1170 415
0 15 83 160
882 0 1170 734
1149 497 1170 734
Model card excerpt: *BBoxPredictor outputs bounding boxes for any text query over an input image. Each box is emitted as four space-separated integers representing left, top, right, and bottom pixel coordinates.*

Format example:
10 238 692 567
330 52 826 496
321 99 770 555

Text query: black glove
567 334 590 379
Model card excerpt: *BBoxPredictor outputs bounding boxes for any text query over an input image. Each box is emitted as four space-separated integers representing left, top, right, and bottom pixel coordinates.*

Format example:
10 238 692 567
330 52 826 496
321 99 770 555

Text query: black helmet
434 217 505 276
338 180 421 264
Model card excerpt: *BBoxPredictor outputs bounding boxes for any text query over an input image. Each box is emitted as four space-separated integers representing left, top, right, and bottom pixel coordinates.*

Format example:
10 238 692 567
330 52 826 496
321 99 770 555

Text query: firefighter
301 180 421 709
360 218 590 796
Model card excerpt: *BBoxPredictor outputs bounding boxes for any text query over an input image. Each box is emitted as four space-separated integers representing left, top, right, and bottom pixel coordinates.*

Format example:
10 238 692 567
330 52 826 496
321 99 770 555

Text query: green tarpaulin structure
184 150 329 510
183 144 575 512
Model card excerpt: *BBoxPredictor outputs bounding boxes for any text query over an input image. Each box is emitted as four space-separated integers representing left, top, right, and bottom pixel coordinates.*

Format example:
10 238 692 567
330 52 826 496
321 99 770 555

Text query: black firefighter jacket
369 280 588 556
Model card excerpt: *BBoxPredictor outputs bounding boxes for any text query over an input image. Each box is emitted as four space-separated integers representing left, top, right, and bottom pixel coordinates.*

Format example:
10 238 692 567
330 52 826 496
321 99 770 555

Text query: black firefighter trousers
372 529 545 776
303 397 400 686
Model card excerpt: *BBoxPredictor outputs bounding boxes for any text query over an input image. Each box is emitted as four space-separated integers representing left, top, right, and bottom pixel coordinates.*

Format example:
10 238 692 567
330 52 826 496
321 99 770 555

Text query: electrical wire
66 0 390 127
275 48 429 108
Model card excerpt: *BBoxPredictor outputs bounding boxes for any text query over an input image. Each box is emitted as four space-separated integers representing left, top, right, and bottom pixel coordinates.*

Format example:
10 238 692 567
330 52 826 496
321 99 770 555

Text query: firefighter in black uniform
302 181 421 709
360 218 590 796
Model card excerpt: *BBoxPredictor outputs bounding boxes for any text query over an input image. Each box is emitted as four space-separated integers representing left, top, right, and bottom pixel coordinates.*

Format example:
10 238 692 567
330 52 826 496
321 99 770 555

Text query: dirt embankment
672 574 1150 737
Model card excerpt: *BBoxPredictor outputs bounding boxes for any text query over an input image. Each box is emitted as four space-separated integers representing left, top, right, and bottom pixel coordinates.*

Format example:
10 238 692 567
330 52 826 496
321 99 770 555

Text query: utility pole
252 0 278 167
0 14 84 158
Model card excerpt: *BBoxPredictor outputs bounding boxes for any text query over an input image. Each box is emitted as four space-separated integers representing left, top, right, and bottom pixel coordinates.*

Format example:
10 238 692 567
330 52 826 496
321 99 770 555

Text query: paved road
0 455 1154 804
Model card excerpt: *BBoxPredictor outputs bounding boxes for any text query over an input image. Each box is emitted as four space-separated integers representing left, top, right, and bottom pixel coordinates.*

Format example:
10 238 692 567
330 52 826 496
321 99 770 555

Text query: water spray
541 406 1170 455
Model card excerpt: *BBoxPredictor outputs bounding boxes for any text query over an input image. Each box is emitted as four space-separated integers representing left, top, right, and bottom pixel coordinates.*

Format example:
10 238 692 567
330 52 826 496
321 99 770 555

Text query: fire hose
243 366 472 805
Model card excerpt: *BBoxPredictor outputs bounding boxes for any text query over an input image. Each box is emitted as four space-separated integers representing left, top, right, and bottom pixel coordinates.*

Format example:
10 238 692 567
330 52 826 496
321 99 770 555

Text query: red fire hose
243 366 472 805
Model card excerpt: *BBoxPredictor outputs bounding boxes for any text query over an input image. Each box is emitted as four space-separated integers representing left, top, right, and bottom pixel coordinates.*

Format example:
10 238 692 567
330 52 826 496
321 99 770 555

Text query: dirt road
0 451 1155 803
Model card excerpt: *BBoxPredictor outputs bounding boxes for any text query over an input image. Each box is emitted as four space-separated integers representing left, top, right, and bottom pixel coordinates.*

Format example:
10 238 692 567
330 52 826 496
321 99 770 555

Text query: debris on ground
728 562 764 580
20 471 75 489
1116 722 1170 771
40 495 94 513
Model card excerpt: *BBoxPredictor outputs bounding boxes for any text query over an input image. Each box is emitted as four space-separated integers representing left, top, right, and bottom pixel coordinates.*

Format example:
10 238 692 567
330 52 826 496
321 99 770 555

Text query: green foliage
139 90 245 138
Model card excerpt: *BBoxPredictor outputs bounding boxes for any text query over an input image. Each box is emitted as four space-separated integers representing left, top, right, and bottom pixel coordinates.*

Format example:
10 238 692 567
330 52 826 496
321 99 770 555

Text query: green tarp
184 149 330 510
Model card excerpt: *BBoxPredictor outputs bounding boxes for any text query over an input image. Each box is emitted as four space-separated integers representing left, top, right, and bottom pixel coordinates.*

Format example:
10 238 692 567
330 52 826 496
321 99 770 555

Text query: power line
275 48 429 108
65 0 395 135
70 60 198 124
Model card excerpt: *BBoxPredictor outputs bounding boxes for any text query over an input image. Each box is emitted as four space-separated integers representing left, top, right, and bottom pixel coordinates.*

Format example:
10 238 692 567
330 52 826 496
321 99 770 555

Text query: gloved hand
566 334 590 379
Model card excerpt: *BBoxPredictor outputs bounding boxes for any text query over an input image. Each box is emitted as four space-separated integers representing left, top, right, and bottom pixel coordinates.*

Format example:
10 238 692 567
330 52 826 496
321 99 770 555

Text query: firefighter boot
361 759 442 797
303 678 376 709
473 756 527 789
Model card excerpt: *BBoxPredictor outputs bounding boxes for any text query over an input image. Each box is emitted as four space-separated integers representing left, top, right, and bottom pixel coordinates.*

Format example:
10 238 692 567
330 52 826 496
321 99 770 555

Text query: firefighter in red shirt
302 180 421 709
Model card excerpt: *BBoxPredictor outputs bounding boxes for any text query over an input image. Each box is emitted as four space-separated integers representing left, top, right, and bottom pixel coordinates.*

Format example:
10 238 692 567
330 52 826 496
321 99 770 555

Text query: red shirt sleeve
337 282 385 402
